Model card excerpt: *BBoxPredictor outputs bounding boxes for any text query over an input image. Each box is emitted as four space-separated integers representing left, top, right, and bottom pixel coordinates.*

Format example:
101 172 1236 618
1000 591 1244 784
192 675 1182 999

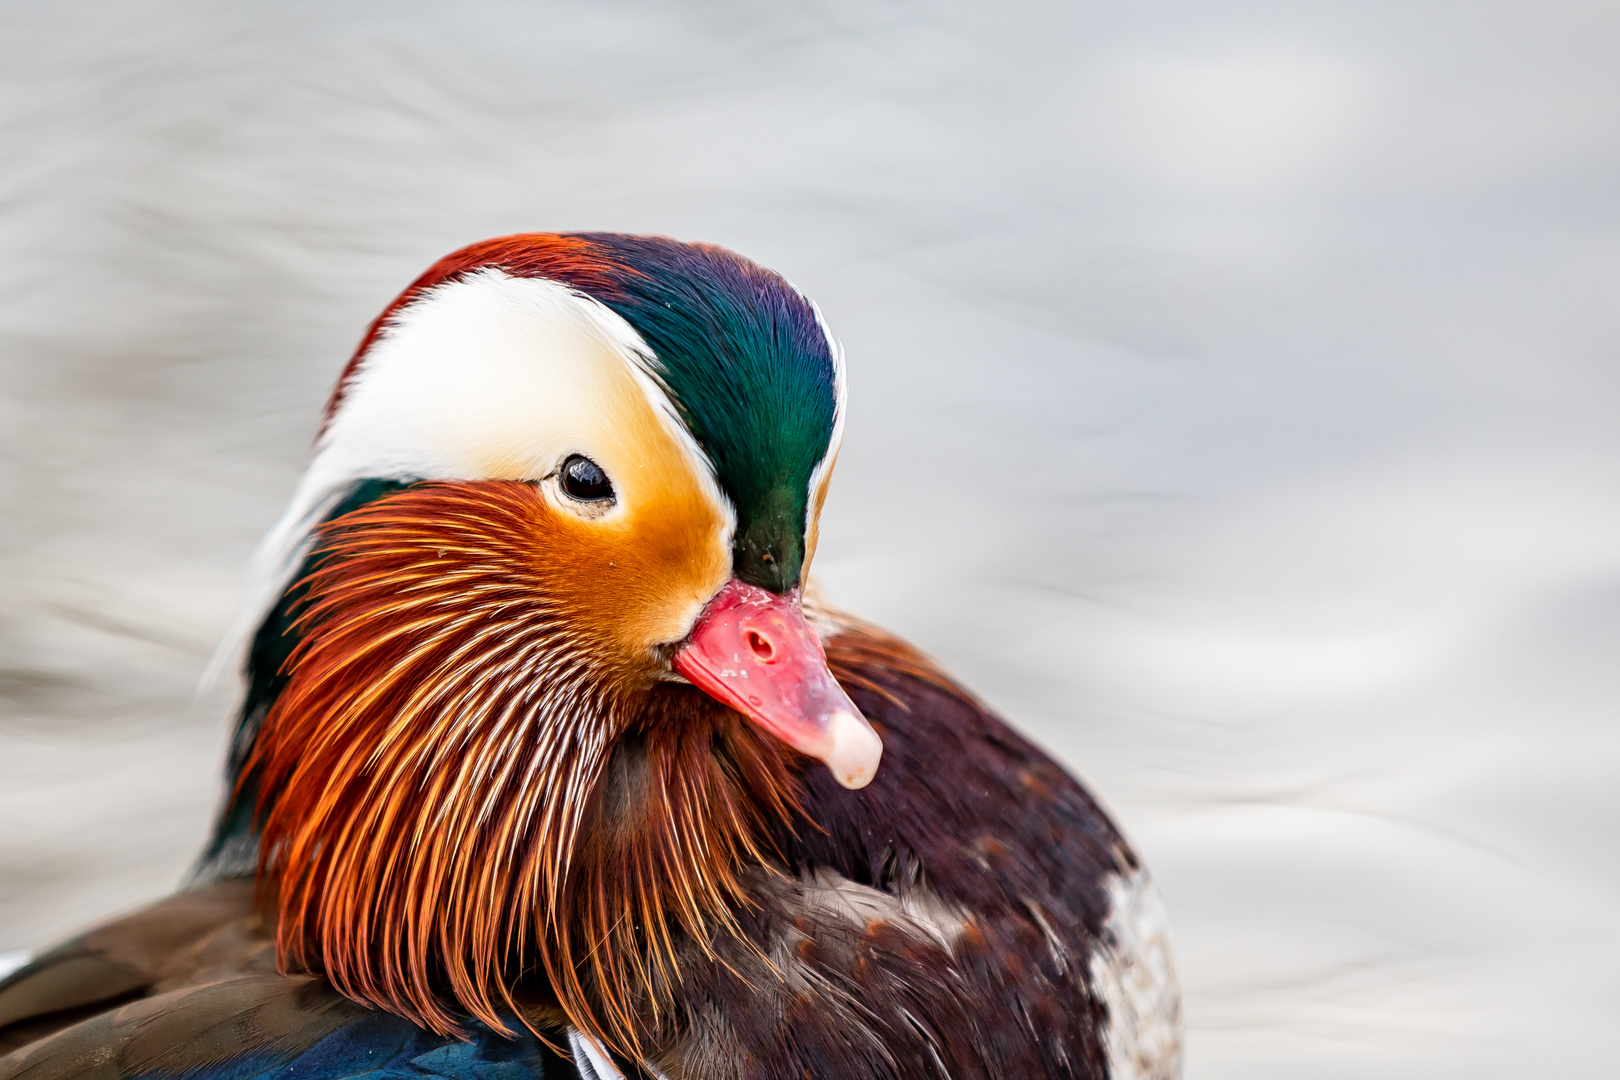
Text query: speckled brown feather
643 624 1132 1079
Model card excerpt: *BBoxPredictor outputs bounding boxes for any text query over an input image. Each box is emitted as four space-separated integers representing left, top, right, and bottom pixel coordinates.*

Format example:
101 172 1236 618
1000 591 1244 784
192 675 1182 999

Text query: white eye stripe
206 268 737 689
800 296 845 581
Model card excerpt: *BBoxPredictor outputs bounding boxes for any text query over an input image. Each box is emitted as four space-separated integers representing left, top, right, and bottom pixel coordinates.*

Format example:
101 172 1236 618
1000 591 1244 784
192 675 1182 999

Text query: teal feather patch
569 235 838 593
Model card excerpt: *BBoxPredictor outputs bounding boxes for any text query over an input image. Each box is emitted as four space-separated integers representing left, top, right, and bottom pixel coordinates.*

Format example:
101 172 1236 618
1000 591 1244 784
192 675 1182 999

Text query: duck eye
560 454 614 502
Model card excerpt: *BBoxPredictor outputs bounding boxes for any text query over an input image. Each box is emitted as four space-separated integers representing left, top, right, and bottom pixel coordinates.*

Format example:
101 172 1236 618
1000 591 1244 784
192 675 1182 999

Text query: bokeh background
2 2 1617 1076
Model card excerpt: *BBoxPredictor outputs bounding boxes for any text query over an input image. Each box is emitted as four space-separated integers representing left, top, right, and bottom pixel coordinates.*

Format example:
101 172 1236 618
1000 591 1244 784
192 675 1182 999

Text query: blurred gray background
2 2 1616 1076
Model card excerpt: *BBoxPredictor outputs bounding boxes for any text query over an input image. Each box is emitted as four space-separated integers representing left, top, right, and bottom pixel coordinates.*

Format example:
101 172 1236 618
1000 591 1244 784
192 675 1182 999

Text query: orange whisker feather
241 482 804 1059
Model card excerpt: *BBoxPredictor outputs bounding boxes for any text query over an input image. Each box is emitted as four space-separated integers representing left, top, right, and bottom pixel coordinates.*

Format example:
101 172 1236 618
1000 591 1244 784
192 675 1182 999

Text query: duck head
224 234 879 1051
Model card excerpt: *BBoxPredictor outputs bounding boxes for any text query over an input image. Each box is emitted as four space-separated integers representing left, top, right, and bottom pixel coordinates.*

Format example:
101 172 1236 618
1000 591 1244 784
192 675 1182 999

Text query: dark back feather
650 623 1135 1080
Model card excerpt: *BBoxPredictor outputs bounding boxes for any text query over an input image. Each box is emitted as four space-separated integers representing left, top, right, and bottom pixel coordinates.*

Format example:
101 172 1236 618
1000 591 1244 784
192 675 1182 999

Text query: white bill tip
823 708 884 789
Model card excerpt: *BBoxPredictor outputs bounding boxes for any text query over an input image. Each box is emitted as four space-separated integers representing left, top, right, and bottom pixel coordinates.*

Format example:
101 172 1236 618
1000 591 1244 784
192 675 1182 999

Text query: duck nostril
747 630 774 661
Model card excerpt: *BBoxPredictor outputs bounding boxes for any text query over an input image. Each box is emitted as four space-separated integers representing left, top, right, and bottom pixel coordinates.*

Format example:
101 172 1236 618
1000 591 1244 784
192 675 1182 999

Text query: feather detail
242 482 800 1061
645 621 1164 1080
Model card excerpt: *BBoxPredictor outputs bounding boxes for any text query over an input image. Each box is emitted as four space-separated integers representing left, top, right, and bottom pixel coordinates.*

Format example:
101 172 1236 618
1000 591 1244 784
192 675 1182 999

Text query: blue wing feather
157 1011 572 1080
0 974 576 1080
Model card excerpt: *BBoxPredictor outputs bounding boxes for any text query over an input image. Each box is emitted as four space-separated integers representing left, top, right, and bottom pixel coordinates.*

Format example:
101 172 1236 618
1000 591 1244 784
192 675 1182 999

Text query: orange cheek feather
241 480 728 1034
536 475 730 675
532 351 732 664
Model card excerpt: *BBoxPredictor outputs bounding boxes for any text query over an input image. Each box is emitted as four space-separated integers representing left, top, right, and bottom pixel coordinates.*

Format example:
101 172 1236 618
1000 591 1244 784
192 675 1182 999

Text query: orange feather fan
242 483 801 1057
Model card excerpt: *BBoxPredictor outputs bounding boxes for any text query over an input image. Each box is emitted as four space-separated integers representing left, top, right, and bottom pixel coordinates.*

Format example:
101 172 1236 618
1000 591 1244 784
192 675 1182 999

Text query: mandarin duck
0 234 1182 1080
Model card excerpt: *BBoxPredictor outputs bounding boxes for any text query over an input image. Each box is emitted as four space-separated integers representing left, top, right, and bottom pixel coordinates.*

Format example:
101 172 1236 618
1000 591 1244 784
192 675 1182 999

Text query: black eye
560 454 614 502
